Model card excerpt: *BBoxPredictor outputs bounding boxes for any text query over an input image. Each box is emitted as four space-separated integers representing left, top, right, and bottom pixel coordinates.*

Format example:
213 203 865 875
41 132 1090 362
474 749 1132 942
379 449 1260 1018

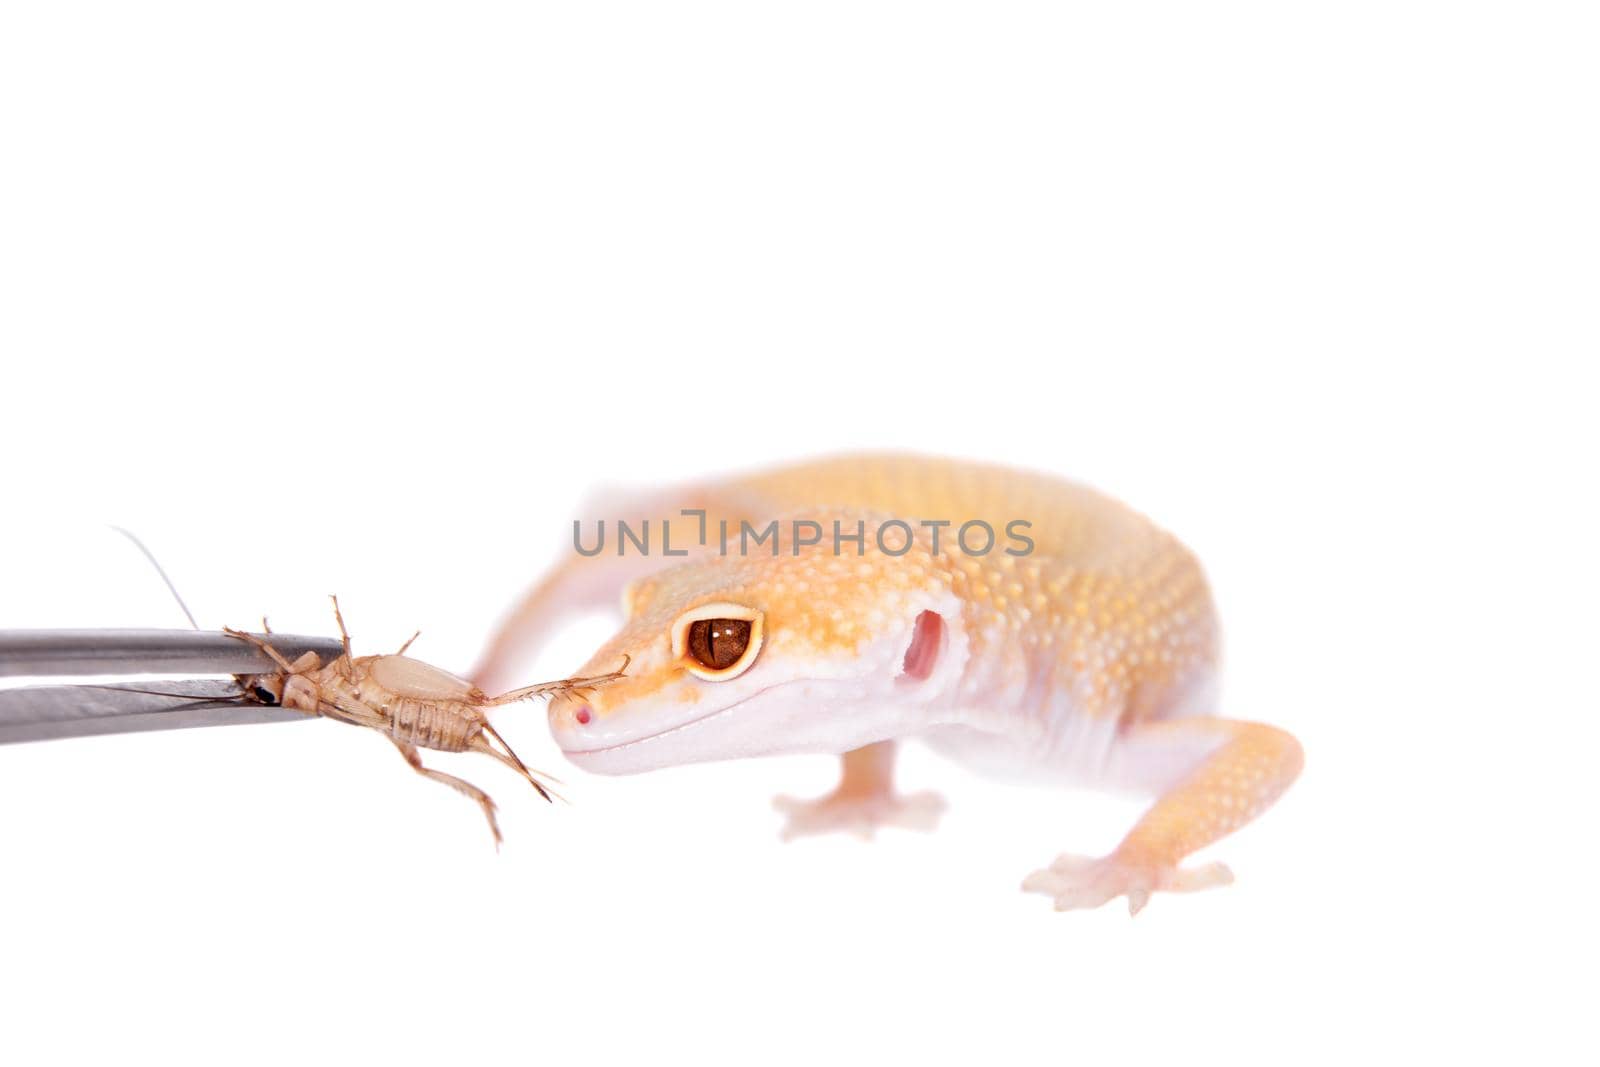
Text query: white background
1 2 1595 1064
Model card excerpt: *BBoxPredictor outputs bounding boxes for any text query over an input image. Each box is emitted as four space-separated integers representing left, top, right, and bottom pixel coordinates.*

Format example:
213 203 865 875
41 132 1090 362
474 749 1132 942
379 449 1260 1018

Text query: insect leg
328 595 354 661
222 627 301 674
395 630 421 655
479 655 631 706
317 696 377 728
474 723 560 802
388 736 503 847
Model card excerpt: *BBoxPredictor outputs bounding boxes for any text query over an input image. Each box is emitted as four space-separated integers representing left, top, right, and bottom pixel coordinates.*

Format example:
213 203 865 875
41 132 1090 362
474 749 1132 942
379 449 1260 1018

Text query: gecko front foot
1021 852 1234 915
773 789 946 841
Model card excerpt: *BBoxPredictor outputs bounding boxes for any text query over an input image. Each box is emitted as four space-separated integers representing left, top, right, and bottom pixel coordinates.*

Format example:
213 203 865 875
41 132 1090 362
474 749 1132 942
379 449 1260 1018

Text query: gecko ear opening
900 610 944 682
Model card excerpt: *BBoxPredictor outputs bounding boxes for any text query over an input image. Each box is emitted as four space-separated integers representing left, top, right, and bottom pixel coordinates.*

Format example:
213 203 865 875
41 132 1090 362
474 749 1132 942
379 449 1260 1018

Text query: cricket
111 529 627 842
225 596 628 845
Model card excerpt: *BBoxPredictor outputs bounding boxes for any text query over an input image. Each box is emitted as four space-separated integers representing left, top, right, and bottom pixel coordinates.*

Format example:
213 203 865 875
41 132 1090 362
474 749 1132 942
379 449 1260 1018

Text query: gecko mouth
558 683 781 759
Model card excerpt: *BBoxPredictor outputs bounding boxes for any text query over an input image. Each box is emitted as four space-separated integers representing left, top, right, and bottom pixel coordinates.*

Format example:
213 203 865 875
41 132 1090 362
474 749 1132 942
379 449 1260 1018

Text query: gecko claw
1126 888 1150 916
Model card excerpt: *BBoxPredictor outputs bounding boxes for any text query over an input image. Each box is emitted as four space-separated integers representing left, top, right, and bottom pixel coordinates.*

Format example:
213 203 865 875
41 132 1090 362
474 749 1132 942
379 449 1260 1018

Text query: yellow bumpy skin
476 454 1303 914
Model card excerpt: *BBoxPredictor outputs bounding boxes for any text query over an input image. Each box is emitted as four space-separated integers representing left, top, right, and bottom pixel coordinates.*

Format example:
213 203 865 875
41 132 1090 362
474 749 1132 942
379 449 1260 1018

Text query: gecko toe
1023 852 1235 914
774 789 946 841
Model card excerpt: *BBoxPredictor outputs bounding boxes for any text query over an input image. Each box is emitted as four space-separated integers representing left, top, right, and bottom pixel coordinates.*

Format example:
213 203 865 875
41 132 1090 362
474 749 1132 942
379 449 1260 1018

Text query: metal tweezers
0 630 345 744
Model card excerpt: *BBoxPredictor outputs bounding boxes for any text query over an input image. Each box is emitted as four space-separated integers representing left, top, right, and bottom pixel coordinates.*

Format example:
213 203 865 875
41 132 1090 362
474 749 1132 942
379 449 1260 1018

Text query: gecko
472 454 1302 914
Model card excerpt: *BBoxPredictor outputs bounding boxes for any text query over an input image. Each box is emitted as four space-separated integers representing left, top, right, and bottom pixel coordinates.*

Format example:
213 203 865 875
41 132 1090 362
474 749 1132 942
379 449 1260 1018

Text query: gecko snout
549 691 596 729
548 690 620 757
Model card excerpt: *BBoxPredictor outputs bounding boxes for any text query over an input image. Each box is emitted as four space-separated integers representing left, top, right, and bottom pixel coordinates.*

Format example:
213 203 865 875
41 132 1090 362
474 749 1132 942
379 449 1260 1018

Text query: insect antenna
111 528 272 706
111 526 201 631
69 683 255 715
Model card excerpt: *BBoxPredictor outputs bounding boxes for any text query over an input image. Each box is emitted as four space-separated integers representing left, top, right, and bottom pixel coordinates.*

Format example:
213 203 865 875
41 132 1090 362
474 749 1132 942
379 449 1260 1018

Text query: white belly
918 712 1124 789
917 670 1222 798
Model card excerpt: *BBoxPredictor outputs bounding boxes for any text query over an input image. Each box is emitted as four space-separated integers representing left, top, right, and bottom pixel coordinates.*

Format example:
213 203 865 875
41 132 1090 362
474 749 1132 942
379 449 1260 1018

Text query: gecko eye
671 602 764 681
688 619 750 669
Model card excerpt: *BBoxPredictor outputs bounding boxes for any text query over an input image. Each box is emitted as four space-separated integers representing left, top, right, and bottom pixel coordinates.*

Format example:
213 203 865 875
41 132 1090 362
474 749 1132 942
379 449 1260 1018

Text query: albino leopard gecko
473 454 1302 914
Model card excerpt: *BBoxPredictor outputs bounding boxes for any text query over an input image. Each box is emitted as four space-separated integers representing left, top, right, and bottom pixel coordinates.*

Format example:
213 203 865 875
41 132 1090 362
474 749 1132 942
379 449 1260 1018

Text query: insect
225 596 628 845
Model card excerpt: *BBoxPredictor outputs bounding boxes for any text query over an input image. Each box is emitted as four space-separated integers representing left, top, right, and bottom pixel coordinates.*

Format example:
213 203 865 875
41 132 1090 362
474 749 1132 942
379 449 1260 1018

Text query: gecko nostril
574 705 592 725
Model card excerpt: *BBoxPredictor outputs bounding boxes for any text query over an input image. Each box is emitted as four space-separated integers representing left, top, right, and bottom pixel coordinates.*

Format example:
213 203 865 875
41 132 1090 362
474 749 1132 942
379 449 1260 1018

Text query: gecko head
548 514 967 774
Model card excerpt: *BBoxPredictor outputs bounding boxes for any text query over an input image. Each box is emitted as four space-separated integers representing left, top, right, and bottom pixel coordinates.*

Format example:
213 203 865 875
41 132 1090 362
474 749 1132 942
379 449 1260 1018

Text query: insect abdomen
387 697 478 751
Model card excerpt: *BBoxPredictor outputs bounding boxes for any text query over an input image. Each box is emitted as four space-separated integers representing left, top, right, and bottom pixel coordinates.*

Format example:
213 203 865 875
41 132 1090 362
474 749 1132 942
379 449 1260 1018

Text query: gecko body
474 454 1302 913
